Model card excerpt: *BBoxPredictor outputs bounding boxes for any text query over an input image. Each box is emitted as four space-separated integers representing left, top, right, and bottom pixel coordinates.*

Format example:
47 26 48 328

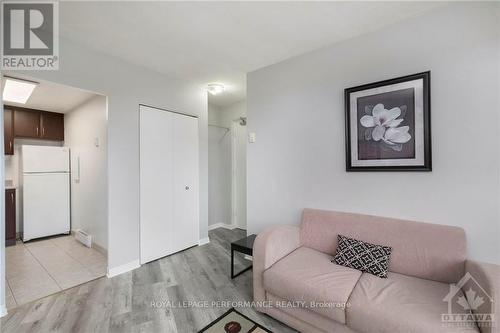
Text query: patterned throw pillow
332 234 392 278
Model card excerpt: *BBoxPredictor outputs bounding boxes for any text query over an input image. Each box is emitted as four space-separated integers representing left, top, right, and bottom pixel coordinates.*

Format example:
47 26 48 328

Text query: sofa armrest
464 260 500 333
253 225 301 310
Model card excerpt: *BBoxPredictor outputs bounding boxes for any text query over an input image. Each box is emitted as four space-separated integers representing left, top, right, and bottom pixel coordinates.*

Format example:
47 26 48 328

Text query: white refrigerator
20 145 71 241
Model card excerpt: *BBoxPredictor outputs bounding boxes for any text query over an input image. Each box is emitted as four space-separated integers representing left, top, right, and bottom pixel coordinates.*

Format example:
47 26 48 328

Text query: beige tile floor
5 235 107 309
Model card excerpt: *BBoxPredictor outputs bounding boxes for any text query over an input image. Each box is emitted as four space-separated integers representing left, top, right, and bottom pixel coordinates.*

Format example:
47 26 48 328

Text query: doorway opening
207 100 247 232
1 75 108 310
231 117 247 230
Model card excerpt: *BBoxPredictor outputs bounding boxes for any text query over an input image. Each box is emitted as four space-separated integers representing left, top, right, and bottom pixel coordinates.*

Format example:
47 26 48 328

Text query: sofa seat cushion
266 293 351 333
347 272 480 333
263 246 362 323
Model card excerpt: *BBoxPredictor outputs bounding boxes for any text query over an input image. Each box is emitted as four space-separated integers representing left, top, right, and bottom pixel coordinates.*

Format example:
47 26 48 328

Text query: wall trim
208 223 237 231
0 305 7 318
106 259 140 278
198 237 210 246
92 242 108 257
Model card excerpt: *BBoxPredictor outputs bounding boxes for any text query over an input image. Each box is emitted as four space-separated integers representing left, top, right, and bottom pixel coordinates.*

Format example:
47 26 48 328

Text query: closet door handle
42 127 45 136
11 192 14 204
9 141 12 150
36 126 39 136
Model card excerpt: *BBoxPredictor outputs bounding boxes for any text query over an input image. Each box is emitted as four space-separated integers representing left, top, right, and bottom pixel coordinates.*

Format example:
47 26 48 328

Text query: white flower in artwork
383 126 411 145
359 103 411 150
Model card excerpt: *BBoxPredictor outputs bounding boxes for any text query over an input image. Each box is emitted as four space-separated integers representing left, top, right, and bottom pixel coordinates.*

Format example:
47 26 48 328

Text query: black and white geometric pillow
332 234 392 278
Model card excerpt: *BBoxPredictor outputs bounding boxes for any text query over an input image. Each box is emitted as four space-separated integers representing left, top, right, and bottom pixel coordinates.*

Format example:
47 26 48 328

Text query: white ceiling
2 76 98 113
59 1 444 107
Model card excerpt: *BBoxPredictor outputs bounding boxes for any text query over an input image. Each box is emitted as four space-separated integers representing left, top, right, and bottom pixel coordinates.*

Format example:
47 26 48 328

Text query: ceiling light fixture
2 77 38 104
207 83 225 95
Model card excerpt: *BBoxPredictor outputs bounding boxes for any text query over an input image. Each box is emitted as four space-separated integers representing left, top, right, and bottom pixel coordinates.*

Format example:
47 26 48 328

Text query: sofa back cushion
300 208 466 283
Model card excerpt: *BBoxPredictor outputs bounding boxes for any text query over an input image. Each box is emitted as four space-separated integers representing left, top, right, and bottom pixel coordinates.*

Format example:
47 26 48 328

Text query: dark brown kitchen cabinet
4 106 64 152
5 189 16 246
40 111 64 141
4 107 14 155
13 107 41 139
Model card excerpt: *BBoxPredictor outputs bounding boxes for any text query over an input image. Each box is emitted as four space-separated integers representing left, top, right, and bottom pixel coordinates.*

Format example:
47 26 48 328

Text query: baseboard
198 237 210 246
208 223 237 231
92 242 108 257
0 304 7 318
106 259 140 278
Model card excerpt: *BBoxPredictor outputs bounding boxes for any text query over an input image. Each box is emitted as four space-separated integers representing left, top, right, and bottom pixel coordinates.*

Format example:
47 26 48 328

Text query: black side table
230 234 256 278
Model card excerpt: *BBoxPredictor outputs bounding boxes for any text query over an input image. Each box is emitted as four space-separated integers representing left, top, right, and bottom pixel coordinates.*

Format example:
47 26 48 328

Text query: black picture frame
345 71 431 171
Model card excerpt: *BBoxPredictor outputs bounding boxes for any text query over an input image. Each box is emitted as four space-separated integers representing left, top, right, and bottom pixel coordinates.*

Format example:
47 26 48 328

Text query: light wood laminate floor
1 228 296 333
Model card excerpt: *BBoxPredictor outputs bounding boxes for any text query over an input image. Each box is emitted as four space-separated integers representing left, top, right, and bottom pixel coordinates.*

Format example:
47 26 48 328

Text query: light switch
74 155 81 183
94 137 100 147
249 132 256 143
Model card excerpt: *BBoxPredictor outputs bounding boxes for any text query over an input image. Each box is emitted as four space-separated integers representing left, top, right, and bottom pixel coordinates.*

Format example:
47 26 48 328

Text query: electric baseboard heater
75 229 92 248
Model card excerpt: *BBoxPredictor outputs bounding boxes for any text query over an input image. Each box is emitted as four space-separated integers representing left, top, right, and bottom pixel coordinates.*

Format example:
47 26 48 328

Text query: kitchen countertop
5 186 17 190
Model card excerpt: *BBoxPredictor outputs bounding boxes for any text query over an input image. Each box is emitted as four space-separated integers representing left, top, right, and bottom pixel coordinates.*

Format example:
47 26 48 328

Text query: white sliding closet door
140 106 174 264
140 105 199 264
172 113 200 252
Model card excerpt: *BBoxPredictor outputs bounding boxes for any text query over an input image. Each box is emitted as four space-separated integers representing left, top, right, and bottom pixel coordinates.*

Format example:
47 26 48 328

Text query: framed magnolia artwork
345 72 431 171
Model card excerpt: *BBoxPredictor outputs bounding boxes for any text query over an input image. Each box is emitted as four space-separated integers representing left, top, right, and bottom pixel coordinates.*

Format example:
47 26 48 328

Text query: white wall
2 33 208 291
64 95 108 250
247 3 500 264
214 100 246 128
208 103 223 125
